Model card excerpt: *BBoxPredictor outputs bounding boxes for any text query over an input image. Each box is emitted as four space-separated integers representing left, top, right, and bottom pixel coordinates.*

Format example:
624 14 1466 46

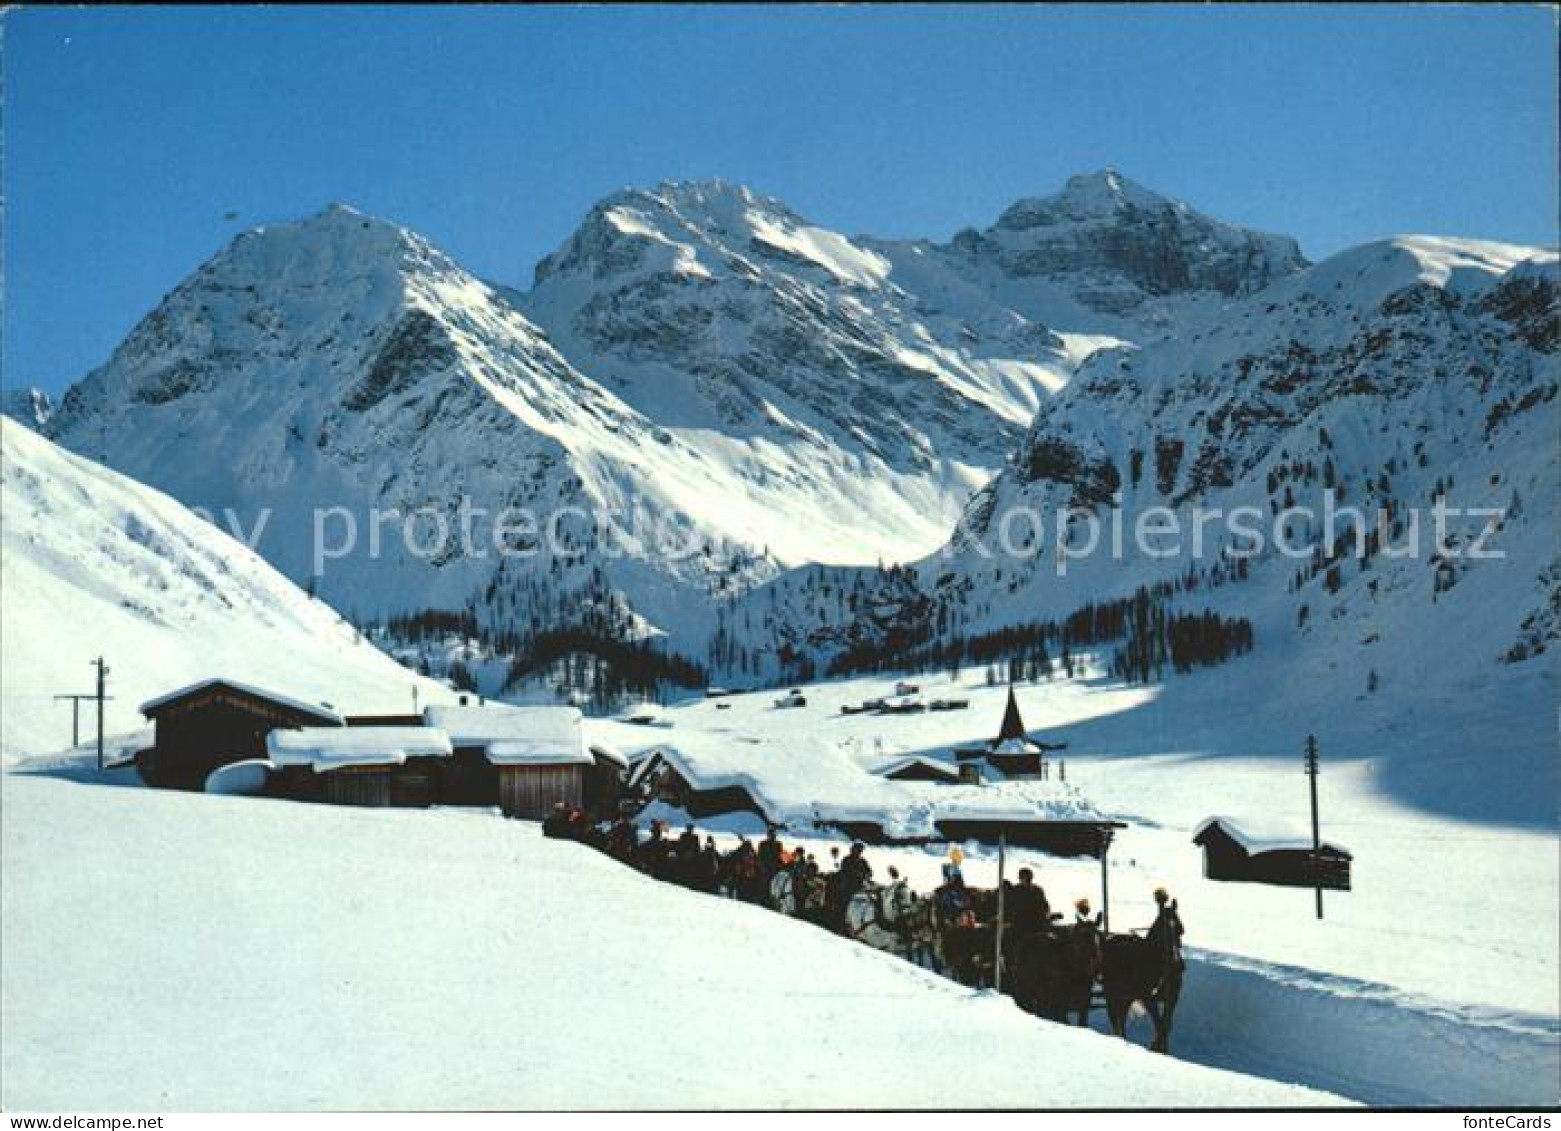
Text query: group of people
592 812 880 926
542 803 1157 948
930 852 1104 930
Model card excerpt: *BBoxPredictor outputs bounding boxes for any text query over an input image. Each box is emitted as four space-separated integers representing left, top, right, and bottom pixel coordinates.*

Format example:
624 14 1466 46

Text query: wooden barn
424 703 602 819
876 756 962 784
137 678 343 790
267 726 453 807
1192 816 1353 891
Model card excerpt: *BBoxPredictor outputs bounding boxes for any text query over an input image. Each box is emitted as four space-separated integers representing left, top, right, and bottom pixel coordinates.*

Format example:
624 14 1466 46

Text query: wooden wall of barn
322 767 394 807
498 764 583 819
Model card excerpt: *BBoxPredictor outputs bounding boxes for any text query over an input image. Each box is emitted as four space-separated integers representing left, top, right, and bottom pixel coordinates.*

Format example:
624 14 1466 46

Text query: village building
136 678 344 790
1192 816 1353 891
267 726 454 807
953 686 1062 780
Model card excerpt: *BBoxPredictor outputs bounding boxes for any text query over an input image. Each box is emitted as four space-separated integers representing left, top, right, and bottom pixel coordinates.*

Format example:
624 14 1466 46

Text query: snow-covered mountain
39 173 1556 732
47 186 1155 649
0 421 453 758
711 238 1559 770
45 204 786 645
522 179 1078 468
945 236 1559 632
863 170 1308 340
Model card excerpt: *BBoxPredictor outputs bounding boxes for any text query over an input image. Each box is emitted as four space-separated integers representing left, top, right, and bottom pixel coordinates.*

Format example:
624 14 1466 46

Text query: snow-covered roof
876 756 961 780
1193 816 1351 857
990 736 1045 757
589 743 629 770
617 702 671 725
487 739 593 767
140 677 344 724
423 703 585 765
636 729 1105 838
267 726 452 771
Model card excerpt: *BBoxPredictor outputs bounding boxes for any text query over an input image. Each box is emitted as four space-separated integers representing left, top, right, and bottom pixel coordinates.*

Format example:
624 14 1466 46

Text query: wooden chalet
137 678 343 790
1193 817 1353 891
267 726 453 807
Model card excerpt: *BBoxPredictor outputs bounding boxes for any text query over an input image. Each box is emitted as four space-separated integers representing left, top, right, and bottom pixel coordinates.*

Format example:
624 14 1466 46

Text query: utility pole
1100 841 1111 934
55 690 115 752
55 694 89 748
93 657 110 770
1305 734 1323 920
993 834 1007 994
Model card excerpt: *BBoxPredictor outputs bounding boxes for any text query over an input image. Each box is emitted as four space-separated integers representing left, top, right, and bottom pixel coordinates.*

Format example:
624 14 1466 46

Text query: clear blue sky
6 5 1557 394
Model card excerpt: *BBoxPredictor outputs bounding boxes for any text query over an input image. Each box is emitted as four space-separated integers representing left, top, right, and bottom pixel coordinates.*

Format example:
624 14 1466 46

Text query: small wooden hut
137 678 343 790
1192 817 1352 891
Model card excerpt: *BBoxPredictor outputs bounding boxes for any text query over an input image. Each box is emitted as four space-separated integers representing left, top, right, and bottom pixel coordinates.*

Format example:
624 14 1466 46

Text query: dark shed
1192 817 1352 891
137 678 342 790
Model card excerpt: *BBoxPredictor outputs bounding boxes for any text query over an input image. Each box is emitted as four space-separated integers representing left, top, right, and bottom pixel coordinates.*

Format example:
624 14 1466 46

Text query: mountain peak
996 169 1188 231
1053 168 1175 213
599 178 798 234
971 170 1308 310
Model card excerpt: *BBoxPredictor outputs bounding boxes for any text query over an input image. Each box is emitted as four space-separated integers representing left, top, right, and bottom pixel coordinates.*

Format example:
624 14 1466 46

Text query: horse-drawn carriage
544 809 1187 1054
770 866 1187 1053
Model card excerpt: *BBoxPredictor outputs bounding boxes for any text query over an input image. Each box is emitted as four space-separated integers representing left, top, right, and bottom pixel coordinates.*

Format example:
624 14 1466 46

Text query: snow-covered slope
946 238 1559 634
0 421 452 758
0 772 1340 1109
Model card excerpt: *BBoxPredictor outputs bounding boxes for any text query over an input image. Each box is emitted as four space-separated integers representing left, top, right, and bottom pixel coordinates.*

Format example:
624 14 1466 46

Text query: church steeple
997 685 1028 744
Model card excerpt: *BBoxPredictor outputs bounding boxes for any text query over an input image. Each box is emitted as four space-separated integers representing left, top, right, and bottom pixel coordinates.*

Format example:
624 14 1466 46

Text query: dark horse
1100 900 1185 1053
1004 919 1100 1025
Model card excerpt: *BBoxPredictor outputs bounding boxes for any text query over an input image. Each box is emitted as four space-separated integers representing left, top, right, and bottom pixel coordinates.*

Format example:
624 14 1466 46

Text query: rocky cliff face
975 170 1306 308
